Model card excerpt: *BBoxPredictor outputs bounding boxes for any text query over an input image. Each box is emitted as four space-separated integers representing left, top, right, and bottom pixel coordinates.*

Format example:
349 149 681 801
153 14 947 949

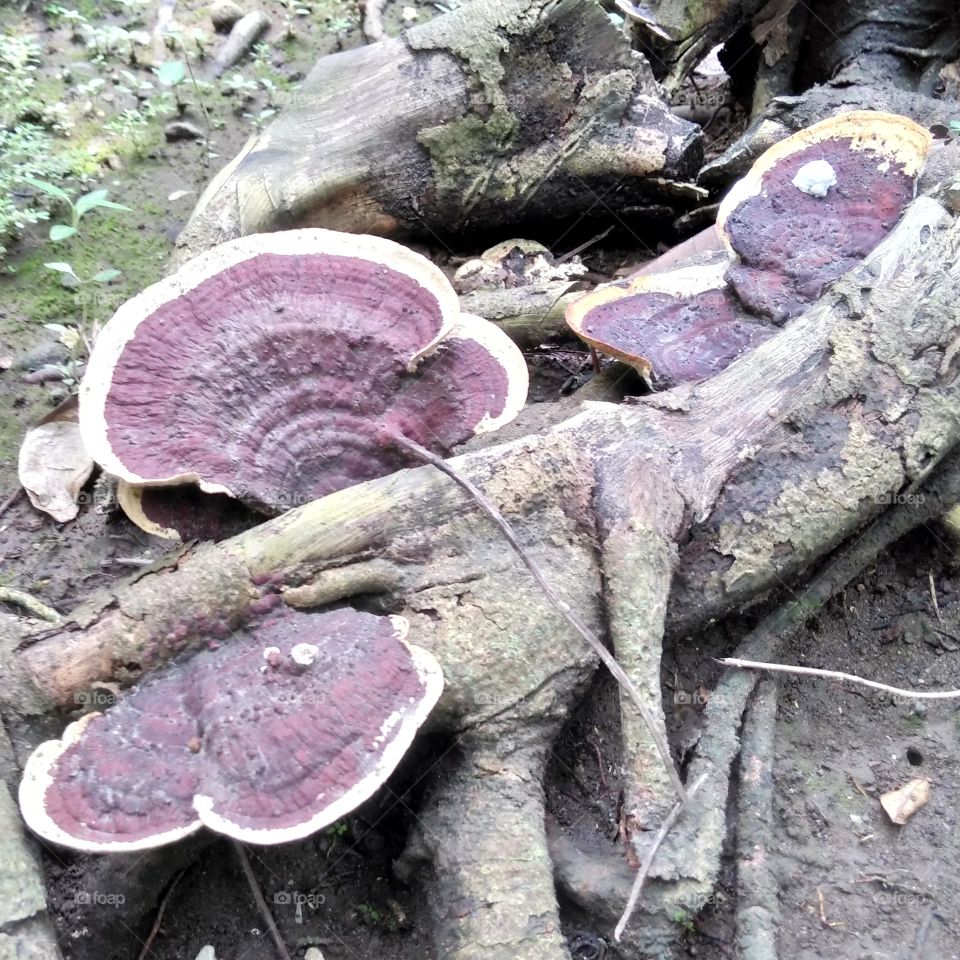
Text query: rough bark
175 0 702 261
5 194 960 959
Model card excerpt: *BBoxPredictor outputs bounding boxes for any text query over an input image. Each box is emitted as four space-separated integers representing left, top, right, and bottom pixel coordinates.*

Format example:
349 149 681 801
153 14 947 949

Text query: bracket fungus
565 111 931 383
717 111 931 323
79 229 528 521
19 608 443 850
565 260 773 386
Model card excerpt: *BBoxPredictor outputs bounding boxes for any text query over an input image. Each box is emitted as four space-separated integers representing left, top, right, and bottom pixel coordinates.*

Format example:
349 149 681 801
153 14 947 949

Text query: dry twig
716 657 960 700
136 867 187 960
233 841 292 960
614 772 709 940
0 587 62 623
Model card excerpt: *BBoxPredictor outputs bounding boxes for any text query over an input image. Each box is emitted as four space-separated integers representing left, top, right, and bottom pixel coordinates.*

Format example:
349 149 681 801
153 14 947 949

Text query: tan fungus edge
80 229 460 495
116 480 182 542
565 260 729 375
716 111 932 253
192 615 445 844
18 712 204 853
443 313 529 435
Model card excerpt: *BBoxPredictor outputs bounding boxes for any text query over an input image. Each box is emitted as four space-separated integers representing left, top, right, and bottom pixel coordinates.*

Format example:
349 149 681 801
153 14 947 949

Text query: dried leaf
880 778 930 825
17 420 94 522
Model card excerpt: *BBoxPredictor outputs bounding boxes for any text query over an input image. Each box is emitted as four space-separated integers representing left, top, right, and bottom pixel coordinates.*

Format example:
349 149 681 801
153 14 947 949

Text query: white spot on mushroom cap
291 643 320 666
792 159 837 198
262 646 280 660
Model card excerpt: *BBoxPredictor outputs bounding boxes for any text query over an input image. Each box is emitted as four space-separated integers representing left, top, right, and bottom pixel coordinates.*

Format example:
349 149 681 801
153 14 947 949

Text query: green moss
0 194 170 344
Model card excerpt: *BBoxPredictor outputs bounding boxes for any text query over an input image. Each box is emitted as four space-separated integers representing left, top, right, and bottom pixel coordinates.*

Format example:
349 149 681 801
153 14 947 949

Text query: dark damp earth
1 3 959 960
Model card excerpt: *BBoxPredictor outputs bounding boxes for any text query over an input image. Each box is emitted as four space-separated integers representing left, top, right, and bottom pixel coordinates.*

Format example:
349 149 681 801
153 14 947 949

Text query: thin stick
136 867 186 960
716 657 960 700
556 225 614 265
929 572 944 625
0 587 62 623
390 432 688 802
232 841 292 960
614 772 708 940
0 487 23 520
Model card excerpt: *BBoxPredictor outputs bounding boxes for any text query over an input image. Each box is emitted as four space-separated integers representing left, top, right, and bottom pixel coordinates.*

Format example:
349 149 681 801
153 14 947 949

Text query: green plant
0 33 42 125
23 177 129 242
355 903 382 926
242 106 277 129
41 262 122 384
155 45 216 161
0 124 91 257
221 71 259 103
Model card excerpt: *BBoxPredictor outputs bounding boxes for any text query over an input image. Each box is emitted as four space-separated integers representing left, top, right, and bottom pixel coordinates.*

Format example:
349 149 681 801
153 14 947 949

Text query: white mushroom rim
194 642 443 845
79 228 462 493
451 313 529 434
18 712 205 854
18 632 443 851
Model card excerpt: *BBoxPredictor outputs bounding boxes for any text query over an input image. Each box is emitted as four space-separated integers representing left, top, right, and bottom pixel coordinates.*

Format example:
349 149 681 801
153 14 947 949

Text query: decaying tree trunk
5 195 960 959
7 1 960 957
175 0 702 260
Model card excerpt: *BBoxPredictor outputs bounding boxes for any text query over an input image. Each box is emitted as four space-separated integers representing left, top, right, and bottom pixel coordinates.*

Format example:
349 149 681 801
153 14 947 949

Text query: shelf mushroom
79 229 528 522
565 111 931 384
19 608 442 850
716 111 931 323
564 260 773 385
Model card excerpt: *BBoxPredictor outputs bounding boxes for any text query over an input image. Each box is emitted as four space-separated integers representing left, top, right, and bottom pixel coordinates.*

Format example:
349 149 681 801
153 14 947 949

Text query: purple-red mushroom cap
19 609 443 851
79 229 528 514
565 260 773 384
716 111 931 322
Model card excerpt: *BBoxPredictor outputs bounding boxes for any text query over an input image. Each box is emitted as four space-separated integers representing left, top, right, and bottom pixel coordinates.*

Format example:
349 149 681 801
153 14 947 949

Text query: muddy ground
1 2 958 959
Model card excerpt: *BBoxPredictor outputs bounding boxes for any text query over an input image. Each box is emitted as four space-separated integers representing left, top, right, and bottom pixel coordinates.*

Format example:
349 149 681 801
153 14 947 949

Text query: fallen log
175 0 702 261
5 195 959 959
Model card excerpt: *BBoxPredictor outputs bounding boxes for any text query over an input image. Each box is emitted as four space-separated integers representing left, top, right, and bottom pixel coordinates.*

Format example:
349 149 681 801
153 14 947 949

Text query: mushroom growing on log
717 111 932 322
19 608 442 850
565 259 773 386
80 229 528 525
566 112 931 384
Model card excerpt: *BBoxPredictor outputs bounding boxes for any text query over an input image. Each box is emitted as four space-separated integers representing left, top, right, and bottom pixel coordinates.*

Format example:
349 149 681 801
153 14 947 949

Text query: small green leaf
95 199 132 212
91 268 121 283
49 224 77 242
22 176 72 204
43 261 78 276
75 188 110 218
156 60 187 86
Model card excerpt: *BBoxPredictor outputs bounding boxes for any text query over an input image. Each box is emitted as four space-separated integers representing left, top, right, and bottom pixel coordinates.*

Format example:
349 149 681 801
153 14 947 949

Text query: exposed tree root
734 679 780 960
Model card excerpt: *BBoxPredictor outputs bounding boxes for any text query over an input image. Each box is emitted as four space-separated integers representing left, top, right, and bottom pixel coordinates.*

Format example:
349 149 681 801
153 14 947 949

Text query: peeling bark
175 0 701 261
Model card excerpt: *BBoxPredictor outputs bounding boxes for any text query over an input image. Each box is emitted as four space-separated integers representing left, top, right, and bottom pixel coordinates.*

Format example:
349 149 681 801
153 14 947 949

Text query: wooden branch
175 0 700 260
10 198 960 715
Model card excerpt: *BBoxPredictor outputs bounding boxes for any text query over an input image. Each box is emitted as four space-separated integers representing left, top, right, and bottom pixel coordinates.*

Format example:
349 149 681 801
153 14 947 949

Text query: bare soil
2 3 958 960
